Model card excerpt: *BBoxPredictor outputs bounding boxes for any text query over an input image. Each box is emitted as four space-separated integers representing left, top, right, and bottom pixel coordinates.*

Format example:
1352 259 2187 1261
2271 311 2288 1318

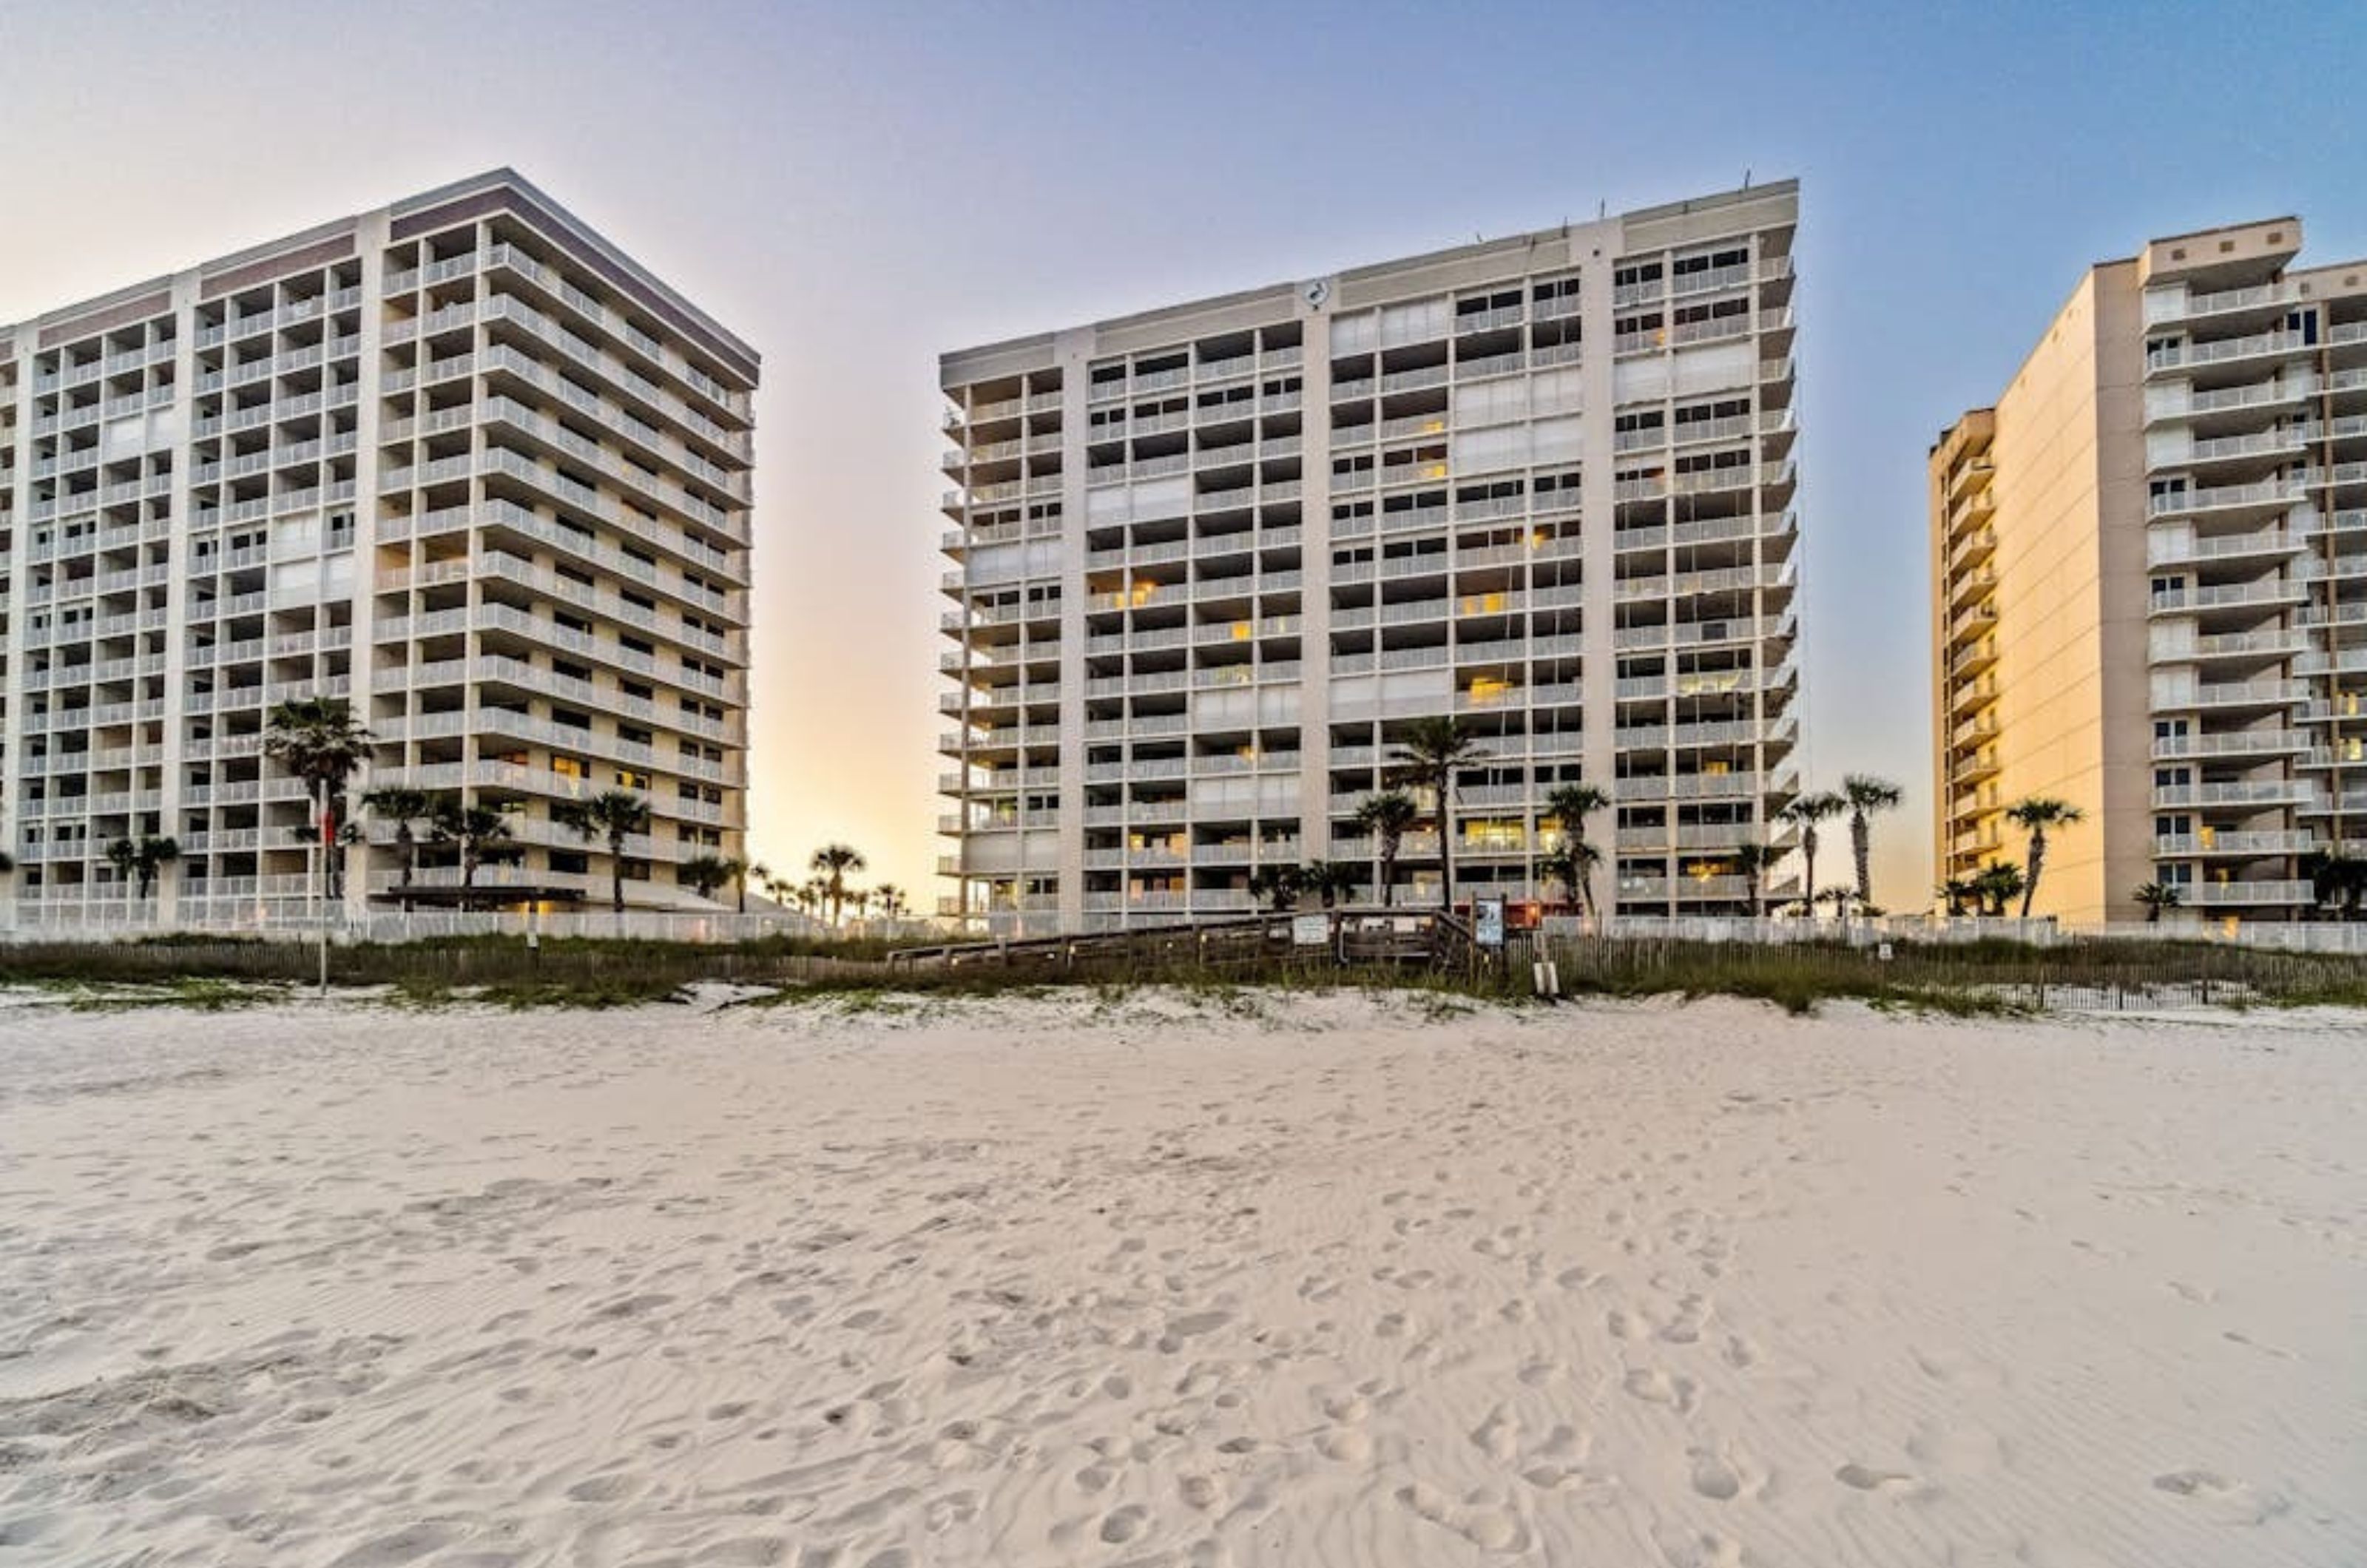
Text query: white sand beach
0 989 2360 1567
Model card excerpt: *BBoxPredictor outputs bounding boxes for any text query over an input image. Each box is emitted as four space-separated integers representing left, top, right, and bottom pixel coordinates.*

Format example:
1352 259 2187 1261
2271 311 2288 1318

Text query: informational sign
1475 896 1507 949
1293 913 1331 947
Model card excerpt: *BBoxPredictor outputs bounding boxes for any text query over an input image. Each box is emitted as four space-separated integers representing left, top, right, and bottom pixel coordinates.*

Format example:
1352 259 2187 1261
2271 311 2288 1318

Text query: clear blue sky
3 0 2360 904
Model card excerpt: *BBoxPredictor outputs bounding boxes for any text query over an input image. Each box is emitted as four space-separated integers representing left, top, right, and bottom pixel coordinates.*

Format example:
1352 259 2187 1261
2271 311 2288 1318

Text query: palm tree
1542 782 1610 919
107 835 180 902
265 696 373 911
430 797 515 908
681 853 732 901
2133 881 2181 925
1247 862 1303 913
738 859 768 914
1732 842 1786 920
1814 885 1854 919
361 786 436 902
874 882 908 922
760 868 794 908
104 837 139 896
1937 876 1980 917
135 837 179 902
810 843 865 926
2300 851 2367 922
1392 716 1489 913
1353 790 1420 908
1972 860 2026 917
2004 797 2084 919
555 790 652 915
1300 859 1357 909
1538 839 1601 916
1840 774 1903 914
1779 791 1845 919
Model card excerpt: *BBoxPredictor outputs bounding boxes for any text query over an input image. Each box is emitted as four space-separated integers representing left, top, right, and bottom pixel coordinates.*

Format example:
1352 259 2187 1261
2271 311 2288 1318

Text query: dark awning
368 885 587 907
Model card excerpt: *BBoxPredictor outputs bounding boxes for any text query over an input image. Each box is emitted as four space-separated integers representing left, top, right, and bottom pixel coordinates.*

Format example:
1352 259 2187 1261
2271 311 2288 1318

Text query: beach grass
1 928 2360 1015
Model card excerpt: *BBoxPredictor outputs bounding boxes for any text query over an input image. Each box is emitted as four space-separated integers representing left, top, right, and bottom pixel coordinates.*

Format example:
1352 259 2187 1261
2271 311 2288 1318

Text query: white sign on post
1475 897 1507 949
1293 913 1331 947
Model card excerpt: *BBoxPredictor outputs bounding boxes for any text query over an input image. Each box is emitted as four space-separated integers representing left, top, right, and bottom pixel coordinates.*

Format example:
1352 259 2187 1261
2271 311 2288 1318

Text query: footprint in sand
1320 1390 1370 1424
1470 1406 1520 1461
1835 1463 1915 1492
1394 1482 1530 1554
924 1489 979 1532
2152 1470 2290 1525
1621 1368 1698 1413
566 1473 635 1502
1690 1449 1744 1501
1655 1527 1744 1568
1317 1427 1374 1462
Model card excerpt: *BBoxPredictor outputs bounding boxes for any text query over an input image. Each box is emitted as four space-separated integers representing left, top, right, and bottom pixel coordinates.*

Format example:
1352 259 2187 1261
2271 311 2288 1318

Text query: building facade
939 182 1802 934
1934 217 2366 923
0 169 757 925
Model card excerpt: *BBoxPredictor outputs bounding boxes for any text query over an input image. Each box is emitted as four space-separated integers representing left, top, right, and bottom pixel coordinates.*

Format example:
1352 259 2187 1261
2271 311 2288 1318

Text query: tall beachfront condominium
1933 217 2366 924
939 182 1802 934
0 170 756 925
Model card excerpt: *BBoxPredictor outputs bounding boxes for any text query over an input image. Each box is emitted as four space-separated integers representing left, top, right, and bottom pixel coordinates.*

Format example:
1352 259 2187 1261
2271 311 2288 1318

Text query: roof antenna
1597 199 1607 220
1743 167 1753 189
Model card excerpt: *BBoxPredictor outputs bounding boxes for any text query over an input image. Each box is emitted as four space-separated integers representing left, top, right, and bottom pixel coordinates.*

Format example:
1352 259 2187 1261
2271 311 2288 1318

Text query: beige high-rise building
1934 217 2367 924
939 182 1803 935
0 170 757 925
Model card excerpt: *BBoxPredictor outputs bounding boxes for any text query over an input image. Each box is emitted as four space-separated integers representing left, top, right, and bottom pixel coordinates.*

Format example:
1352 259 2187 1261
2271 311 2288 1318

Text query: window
1671 246 1748 276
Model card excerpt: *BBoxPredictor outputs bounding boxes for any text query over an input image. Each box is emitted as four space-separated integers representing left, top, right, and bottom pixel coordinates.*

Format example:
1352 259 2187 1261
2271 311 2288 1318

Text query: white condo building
939 181 1803 934
1933 217 2367 922
0 169 757 925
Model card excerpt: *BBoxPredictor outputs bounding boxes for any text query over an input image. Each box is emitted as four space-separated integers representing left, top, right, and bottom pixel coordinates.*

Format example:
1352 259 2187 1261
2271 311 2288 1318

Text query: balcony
2148 479 2305 520
2146 526 2304 569
2150 578 2306 615
2145 331 2309 377
1950 675 2000 715
1947 599 1999 646
2181 879 2317 908
2149 779 2310 810
2187 677 2309 709
2146 280 2296 326
1951 714 2002 751
2154 831 2317 858
2151 729 2306 761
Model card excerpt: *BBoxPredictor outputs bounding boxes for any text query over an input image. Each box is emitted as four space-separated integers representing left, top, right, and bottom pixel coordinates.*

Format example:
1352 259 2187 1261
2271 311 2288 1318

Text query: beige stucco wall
1981 266 2150 922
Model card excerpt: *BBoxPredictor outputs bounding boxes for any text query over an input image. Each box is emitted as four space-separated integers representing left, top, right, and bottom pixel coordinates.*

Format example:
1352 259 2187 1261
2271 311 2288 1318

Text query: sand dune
0 989 2360 1566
